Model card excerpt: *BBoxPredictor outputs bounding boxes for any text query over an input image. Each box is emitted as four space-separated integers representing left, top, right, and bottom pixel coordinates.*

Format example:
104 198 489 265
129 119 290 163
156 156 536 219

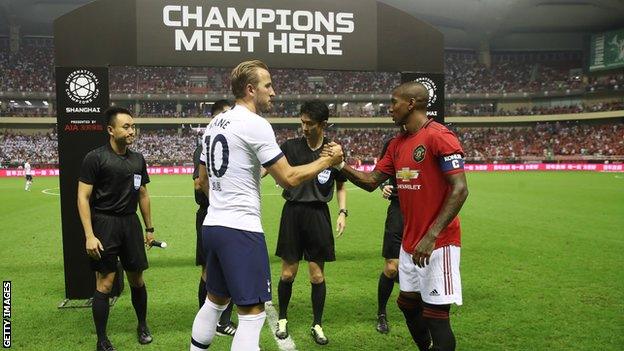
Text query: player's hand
320 143 333 158
412 233 436 268
381 185 394 199
324 142 344 166
85 235 104 260
145 232 155 250
336 214 346 238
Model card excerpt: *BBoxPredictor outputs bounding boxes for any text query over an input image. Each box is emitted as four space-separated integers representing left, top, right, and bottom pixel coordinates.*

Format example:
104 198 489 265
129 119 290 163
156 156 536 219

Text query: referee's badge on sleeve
317 169 331 184
133 174 142 190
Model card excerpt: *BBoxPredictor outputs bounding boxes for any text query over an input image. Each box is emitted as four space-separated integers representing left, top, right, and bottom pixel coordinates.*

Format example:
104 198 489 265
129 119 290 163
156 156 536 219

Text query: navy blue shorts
202 225 272 306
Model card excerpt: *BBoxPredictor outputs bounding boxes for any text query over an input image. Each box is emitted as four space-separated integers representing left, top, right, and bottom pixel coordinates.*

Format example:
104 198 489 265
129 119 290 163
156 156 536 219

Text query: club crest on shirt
133 174 142 190
413 145 426 163
317 169 332 184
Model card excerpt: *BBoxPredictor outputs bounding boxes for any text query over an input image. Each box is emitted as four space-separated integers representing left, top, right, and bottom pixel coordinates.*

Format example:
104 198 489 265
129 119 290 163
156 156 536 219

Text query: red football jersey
374 120 465 253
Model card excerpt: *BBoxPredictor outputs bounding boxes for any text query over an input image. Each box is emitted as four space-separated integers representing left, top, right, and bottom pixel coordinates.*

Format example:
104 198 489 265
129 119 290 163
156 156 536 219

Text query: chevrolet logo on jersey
396 167 419 182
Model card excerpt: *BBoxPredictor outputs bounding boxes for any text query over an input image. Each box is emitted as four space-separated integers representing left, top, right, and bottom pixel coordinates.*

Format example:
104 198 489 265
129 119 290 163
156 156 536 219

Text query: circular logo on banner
413 77 437 107
65 70 99 104
413 145 426 163
317 169 332 184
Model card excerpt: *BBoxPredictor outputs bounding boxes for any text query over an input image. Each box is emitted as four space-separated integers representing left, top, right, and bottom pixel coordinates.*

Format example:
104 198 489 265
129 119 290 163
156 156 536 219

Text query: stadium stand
2 121 622 168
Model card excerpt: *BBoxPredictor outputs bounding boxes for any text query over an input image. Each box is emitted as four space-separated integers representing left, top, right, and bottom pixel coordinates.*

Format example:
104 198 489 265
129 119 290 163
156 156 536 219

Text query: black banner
56 67 109 299
400 72 445 124
54 0 443 73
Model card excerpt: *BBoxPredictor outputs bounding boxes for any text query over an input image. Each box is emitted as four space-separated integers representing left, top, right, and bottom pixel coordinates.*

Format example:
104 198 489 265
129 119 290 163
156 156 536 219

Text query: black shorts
195 206 208 266
276 201 335 262
382 199 404 259
25 175 33 181
90 212 148 274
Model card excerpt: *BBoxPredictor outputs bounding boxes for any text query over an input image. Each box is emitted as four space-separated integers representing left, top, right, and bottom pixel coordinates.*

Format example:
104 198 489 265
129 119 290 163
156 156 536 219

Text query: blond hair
231 60 269 99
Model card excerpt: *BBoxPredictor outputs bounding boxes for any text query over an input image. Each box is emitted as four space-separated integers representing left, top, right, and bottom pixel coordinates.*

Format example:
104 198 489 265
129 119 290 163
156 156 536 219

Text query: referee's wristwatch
338 209 348 217
145 227 155 233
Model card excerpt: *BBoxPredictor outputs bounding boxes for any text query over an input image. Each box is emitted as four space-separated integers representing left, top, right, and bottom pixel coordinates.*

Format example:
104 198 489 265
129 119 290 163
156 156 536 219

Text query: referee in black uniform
192 99 237 336
375 136 404 334
274 100 348 345
77 107 156 351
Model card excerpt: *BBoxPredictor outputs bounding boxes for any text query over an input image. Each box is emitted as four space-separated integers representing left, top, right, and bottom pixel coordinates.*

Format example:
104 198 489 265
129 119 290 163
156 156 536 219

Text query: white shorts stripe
399 245 463 305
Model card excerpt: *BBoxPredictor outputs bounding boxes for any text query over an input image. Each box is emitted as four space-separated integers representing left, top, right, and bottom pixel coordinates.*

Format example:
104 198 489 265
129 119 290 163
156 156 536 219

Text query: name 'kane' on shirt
280 137 347 203
199 105 283 233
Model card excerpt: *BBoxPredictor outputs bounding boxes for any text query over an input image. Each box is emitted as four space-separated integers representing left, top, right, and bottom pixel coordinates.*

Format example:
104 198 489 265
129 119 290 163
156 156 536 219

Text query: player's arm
138 185 155 245
77 181 103 259
265 151 341 189
260 167 269 178
335 181 347 237
428 172 468 237
413 171 469 268
339 166 390 192
197 163 209 197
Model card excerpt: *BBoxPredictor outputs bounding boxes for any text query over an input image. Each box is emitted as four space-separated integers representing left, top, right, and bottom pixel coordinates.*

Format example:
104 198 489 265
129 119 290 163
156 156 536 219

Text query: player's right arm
77 181 104 259
265 150 342 189
340 166 390 192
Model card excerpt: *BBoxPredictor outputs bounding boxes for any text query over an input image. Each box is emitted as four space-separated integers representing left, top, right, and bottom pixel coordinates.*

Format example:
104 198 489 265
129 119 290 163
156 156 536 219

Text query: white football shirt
200 105 283 232
24 162 32 175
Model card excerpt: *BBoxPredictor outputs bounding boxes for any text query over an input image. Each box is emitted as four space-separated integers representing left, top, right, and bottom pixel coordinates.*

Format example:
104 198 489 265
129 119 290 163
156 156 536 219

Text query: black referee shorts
276 201 335 263
90 212 148 274
195 206 208 266
382 199 404 259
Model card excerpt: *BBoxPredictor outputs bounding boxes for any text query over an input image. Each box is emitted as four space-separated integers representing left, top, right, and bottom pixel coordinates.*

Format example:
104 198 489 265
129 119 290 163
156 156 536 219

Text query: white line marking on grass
265 301 298 351
42 187 60 195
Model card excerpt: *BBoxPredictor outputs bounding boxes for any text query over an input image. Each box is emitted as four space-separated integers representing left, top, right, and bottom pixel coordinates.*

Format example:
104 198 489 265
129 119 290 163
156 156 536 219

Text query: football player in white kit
189 60 344 351
24 160 33 191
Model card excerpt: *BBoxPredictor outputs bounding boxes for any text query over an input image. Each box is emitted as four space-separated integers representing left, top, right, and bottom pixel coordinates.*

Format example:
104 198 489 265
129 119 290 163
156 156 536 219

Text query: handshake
320 142 345 169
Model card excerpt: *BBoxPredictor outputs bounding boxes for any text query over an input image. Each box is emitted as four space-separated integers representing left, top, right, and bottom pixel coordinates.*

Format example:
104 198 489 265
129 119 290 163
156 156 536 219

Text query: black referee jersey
280 137 347 202
79 143 150 215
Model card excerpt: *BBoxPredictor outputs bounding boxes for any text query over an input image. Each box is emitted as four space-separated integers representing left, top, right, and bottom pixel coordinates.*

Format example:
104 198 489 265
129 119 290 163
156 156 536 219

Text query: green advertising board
589 28 624 72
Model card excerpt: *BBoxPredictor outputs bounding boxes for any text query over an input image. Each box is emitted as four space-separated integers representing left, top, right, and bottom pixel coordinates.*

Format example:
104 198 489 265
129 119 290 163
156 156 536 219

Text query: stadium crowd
2 45 623 97
2 121 622 168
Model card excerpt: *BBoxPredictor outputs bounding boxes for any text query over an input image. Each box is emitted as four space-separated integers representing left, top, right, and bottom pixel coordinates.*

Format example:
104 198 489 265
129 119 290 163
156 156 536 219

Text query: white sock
231 312 266 351
190 299 228 351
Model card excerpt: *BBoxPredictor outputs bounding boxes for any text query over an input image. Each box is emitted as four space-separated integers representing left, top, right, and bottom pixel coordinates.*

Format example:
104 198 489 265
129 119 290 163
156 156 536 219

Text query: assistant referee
77 107 156 351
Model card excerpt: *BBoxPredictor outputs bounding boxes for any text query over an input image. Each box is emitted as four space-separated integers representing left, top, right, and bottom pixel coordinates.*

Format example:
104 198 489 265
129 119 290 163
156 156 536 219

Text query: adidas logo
429 289 440 296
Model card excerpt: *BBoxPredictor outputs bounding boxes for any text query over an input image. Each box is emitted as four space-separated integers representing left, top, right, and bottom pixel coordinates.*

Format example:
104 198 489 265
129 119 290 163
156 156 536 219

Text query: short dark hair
393 82 428 111
104 106 133 126
211 99 232 116
300 100 329 123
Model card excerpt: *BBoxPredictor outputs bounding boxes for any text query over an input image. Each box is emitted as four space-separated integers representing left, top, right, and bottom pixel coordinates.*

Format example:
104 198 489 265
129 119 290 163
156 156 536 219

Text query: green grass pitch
1 172 623 350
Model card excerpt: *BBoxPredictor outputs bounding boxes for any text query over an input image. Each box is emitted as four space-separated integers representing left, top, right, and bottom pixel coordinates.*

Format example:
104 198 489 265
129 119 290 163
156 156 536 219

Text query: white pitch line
265 302 298 351
41 187 60 195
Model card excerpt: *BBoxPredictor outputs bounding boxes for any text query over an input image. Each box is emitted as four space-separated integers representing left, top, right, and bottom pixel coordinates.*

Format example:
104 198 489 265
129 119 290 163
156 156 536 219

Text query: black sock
278 279 294 320
92 290 110 343
423 303 455 351
130 285 148 327
198 277 207 309
377 272 395 315
219 302 234 325
311 281 326 326
397 293 431 351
